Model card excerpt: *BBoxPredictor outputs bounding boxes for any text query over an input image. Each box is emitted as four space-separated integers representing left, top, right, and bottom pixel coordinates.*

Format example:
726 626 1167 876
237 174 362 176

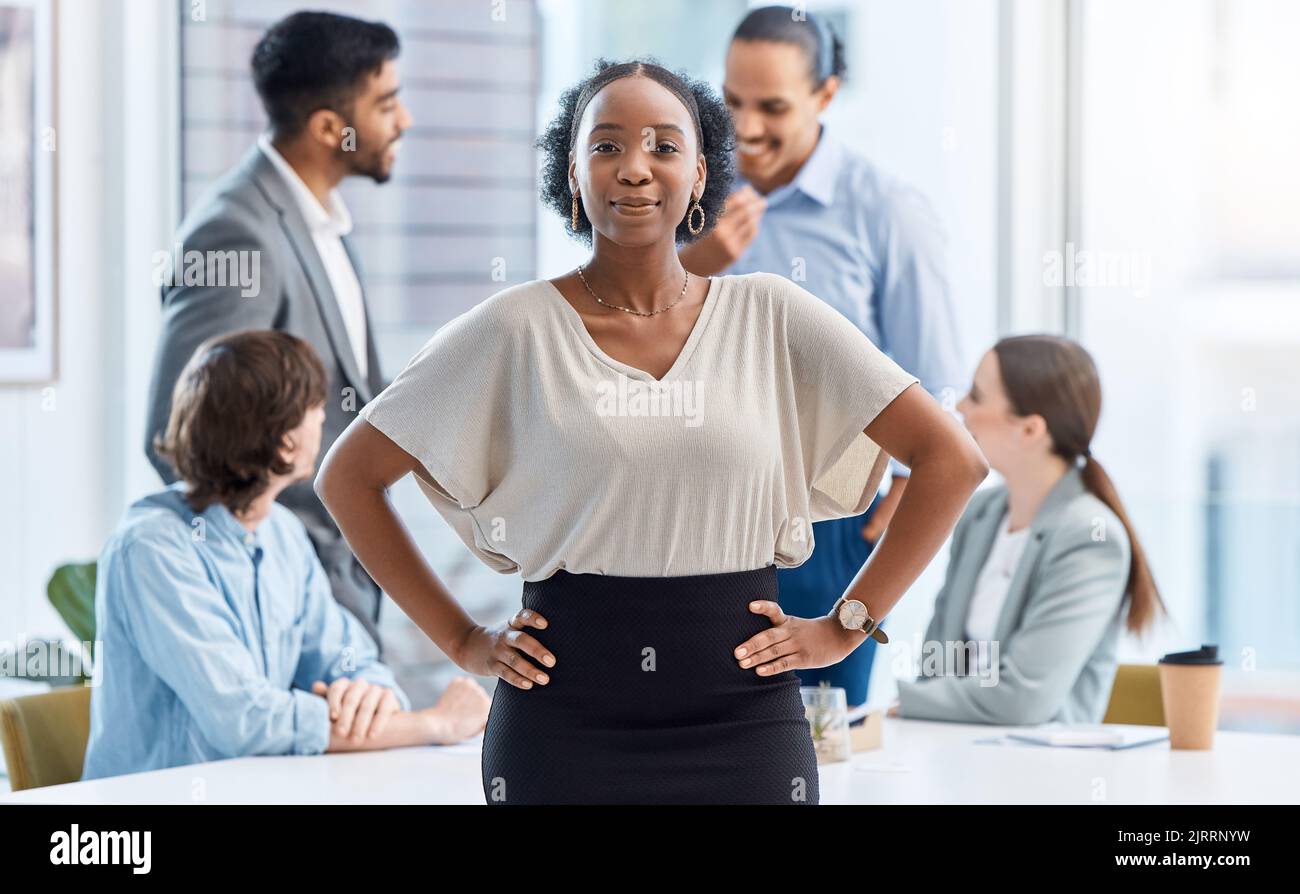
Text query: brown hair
153 330 328 515
992 335 1165 635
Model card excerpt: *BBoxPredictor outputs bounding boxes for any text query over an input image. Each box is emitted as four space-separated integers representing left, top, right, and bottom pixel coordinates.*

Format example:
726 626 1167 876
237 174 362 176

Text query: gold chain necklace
576 264 689 317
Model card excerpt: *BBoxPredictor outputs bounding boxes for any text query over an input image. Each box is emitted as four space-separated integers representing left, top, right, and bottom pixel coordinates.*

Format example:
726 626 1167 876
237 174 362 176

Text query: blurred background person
892 335 1166 724
142 11 412 654
85 330 488 781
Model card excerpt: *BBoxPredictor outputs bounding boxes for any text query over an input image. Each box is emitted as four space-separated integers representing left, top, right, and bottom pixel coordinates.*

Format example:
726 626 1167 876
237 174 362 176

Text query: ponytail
1079 453 1165 634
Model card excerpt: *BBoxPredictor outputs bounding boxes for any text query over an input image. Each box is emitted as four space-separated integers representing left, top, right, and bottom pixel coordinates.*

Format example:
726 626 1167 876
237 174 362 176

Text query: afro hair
536 57 737 247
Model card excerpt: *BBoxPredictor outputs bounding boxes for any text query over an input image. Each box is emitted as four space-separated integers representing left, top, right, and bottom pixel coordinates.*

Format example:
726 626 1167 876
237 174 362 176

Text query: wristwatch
829 596 889 644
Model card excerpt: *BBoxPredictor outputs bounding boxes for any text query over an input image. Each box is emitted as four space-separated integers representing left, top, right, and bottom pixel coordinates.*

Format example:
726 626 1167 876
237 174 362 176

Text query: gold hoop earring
571 193 580 231
687 199 705 235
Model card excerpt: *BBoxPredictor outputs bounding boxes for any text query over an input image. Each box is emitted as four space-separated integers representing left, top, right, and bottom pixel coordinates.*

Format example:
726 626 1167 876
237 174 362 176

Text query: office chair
1102 663 1165 726
0 685 92 791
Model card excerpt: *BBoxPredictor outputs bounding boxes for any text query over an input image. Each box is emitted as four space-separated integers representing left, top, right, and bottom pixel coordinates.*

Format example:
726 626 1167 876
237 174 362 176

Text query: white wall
1 0 176 651
1 1 109 647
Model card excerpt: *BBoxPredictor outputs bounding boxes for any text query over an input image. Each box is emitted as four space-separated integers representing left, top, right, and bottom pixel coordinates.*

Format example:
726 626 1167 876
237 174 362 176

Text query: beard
339 132 398 183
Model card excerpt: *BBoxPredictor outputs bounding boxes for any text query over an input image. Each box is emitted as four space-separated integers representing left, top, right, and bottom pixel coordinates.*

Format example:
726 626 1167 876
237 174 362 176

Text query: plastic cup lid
1158 643 1223 665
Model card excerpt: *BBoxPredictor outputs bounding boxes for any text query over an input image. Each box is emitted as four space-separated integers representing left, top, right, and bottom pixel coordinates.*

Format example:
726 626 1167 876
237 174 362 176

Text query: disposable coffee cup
1157 644 1223 750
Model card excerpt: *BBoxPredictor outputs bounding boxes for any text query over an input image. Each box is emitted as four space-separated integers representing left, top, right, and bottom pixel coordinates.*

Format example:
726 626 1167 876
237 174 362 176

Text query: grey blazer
895 465 1131 725
143 144 389 651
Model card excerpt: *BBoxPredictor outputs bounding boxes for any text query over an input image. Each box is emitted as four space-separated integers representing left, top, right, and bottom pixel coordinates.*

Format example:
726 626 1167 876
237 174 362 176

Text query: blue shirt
726 123 966 478
82 483 409 780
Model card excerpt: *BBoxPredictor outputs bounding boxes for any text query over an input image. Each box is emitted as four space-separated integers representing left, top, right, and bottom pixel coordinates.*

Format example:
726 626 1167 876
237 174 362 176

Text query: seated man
83 330 488 780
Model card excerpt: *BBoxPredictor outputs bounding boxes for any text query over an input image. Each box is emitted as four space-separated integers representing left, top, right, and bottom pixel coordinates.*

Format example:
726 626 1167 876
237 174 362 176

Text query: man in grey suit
145 11 412 653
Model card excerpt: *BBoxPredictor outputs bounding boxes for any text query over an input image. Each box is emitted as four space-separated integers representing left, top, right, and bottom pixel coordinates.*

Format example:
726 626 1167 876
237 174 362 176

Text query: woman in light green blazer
893 335 1165 725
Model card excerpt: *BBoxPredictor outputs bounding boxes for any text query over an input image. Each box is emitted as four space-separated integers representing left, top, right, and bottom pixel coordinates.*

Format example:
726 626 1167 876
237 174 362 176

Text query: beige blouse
359 271 919 580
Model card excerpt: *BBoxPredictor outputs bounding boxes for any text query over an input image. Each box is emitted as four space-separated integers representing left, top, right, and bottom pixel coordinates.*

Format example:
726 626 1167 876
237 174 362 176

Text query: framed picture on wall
0 0 55 383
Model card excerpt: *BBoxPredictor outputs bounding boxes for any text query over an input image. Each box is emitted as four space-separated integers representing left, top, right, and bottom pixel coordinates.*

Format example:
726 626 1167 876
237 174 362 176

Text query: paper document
1001 724 1169 749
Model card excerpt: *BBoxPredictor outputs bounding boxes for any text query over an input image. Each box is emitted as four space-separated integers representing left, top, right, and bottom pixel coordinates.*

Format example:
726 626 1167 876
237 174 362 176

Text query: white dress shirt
257 133 369 381
964 508 1032 659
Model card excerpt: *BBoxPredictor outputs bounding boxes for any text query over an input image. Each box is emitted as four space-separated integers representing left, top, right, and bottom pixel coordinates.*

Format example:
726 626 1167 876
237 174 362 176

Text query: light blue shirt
726 123 966 478
82 482 409 780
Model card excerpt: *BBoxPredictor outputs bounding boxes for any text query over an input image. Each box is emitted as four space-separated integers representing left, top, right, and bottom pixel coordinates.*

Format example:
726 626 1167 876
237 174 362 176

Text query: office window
1075 0 1300 731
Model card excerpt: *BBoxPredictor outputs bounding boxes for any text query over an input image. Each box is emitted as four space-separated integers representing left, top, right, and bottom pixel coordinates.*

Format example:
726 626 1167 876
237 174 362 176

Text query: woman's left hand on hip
733 602 855 675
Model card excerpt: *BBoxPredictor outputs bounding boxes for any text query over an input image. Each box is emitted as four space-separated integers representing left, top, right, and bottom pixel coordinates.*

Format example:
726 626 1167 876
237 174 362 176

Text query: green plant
47 562 97 645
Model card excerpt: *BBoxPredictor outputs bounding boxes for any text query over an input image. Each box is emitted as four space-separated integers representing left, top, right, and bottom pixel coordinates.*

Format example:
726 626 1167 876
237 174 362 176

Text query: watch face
839 599 868 630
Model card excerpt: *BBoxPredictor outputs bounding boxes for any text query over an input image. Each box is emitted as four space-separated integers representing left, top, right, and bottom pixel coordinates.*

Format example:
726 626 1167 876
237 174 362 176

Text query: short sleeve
357 297 519 573
777 274 920 521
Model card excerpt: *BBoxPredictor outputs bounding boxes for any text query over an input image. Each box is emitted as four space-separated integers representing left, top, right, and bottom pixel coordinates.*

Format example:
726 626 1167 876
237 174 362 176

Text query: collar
166 481 264 551
735 122 842 207
975 462 1088 535
256 132 353 238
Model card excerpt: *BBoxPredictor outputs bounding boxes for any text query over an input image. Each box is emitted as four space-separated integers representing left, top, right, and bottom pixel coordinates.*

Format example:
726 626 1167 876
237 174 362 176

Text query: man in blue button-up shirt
83 330 488 780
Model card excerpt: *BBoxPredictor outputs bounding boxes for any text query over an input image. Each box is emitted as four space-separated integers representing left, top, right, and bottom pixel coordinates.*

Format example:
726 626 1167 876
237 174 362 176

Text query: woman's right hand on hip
456 610 556 690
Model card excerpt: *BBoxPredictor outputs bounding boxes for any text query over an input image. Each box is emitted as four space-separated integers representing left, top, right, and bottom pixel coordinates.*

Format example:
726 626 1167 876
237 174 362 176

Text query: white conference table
4 718 1298 804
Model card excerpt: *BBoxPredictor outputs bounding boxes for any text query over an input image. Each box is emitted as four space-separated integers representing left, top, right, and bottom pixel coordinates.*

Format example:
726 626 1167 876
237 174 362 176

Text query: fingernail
736 647 747 657
537 674 548 684
543 655 555 666
740 659 751 667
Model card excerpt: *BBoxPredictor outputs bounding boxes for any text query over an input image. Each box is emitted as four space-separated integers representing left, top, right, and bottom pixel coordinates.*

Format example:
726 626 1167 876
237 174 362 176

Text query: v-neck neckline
543 273 722 384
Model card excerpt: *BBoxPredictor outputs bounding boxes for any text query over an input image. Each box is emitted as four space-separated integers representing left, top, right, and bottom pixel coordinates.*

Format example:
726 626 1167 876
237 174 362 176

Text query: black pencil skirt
480 565 820 805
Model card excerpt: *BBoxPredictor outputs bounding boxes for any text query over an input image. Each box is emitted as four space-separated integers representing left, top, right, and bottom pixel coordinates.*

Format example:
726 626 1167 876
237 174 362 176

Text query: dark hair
536 57 736 246
732 5 847 87
993 335 1166 635
154 330 328 515
251 11 400 138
